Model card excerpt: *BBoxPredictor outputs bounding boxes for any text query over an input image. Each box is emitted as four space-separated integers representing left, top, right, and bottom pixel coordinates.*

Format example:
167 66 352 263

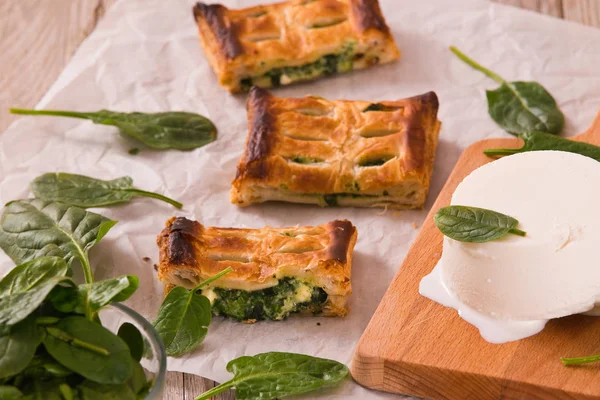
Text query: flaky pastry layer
156 217 357 316
193 0 400 92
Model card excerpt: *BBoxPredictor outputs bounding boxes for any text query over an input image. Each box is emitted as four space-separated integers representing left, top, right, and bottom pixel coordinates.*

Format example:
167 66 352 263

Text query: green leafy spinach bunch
0 255 151 398
0 196 153 397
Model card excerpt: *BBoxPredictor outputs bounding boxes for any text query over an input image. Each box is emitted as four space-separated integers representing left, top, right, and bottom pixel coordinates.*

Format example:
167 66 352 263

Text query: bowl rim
111 302 167 398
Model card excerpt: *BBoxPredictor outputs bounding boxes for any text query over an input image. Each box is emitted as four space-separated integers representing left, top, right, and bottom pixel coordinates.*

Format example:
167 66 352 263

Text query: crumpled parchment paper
1 0 600 398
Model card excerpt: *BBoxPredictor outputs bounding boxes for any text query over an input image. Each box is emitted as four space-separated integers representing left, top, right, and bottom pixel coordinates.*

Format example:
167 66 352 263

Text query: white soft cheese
280 74 293 85
201 288 219 305
420 151 600 342
294 282 313 303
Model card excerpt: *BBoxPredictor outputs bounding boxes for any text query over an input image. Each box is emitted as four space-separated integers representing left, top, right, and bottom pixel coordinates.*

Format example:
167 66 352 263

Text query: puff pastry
231 87 441 209
193 0 400 92
157 217 357 321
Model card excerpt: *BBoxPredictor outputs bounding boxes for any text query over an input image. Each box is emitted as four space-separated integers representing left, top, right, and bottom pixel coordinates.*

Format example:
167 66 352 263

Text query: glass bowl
98 303 166 399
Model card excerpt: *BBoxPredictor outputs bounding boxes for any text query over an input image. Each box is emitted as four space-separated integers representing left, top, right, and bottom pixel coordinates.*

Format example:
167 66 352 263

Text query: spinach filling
363 103 401 112
290 156 323 164
358 158 391 167
240 45 355 90
210 278 328 321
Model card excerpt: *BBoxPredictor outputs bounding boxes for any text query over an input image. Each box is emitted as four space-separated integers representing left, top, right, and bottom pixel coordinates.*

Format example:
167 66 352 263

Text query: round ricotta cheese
420 150 600 342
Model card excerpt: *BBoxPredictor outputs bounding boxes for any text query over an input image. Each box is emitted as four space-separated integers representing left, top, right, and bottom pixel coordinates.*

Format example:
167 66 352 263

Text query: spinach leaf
153 268 232 357
450 46 564 135
47 286 80 315
484 131 600 162
31 173 182 209
0 257 68 297
152 287 211 357
0 317 43 379
0 199 117 284
50 276 138 318
127 360 147 394
43 316 133 385
82 276 139 316
77 380 136 400
10 109 217 151
19 354 72 380
20 380 69 400
0 277 71 333
0 386 23 399
434 205 526 243
194 352 349 400
136 380 154 399
118 323 144 363
50 277 137 325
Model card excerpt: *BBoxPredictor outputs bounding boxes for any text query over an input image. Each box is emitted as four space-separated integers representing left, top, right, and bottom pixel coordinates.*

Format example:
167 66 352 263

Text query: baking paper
1 0 600 398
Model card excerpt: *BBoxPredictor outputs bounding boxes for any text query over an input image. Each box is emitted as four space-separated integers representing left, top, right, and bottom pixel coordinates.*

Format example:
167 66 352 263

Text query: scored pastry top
193 0 400 91
231 87 441 208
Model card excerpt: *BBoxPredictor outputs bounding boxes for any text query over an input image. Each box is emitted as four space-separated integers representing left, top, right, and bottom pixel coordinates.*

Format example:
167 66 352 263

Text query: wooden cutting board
351 110 600 400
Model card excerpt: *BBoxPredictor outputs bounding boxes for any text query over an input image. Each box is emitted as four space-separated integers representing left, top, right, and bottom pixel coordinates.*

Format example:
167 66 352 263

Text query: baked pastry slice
157 217 357 322
193 0 400 92
231 87 441 209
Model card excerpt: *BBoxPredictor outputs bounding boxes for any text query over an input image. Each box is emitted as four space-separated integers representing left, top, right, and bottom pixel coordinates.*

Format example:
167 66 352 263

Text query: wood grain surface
493 0 564 17
0 0 116 133
351 112 600 399
0 1 597 399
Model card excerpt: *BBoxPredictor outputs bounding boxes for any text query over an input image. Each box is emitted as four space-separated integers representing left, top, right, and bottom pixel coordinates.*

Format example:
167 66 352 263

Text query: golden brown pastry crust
193 0 400 92
156 217 357 316
231 87 441 209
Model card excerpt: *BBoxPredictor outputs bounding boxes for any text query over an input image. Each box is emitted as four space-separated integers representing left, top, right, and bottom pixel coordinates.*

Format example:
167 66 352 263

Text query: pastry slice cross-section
231 87 441 209
192 0 400 92
157 217 357 322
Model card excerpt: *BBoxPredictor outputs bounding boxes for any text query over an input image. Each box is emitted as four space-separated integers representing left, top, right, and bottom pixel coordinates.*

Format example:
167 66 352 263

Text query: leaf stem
80 255 94 286
193 267 233 292
449 46 505 84
123 188 183 209
561 354 600 365
36 317 60 325
194 380 236 400
10 108 91 120
59 384 73 400
509 228 526 237
46 327 110 356
483 148 521 157
75 255 95 320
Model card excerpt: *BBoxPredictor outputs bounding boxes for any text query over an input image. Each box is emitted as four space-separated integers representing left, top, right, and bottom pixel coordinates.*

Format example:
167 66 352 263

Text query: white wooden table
1 1 598 398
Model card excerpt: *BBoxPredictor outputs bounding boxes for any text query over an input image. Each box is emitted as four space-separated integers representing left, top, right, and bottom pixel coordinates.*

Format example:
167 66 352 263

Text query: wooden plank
0 0 115 133
563 0 600 28
491 0 564 17
164 372 185 400
183 374 212 398
351 113 600 399
185 375 236 400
